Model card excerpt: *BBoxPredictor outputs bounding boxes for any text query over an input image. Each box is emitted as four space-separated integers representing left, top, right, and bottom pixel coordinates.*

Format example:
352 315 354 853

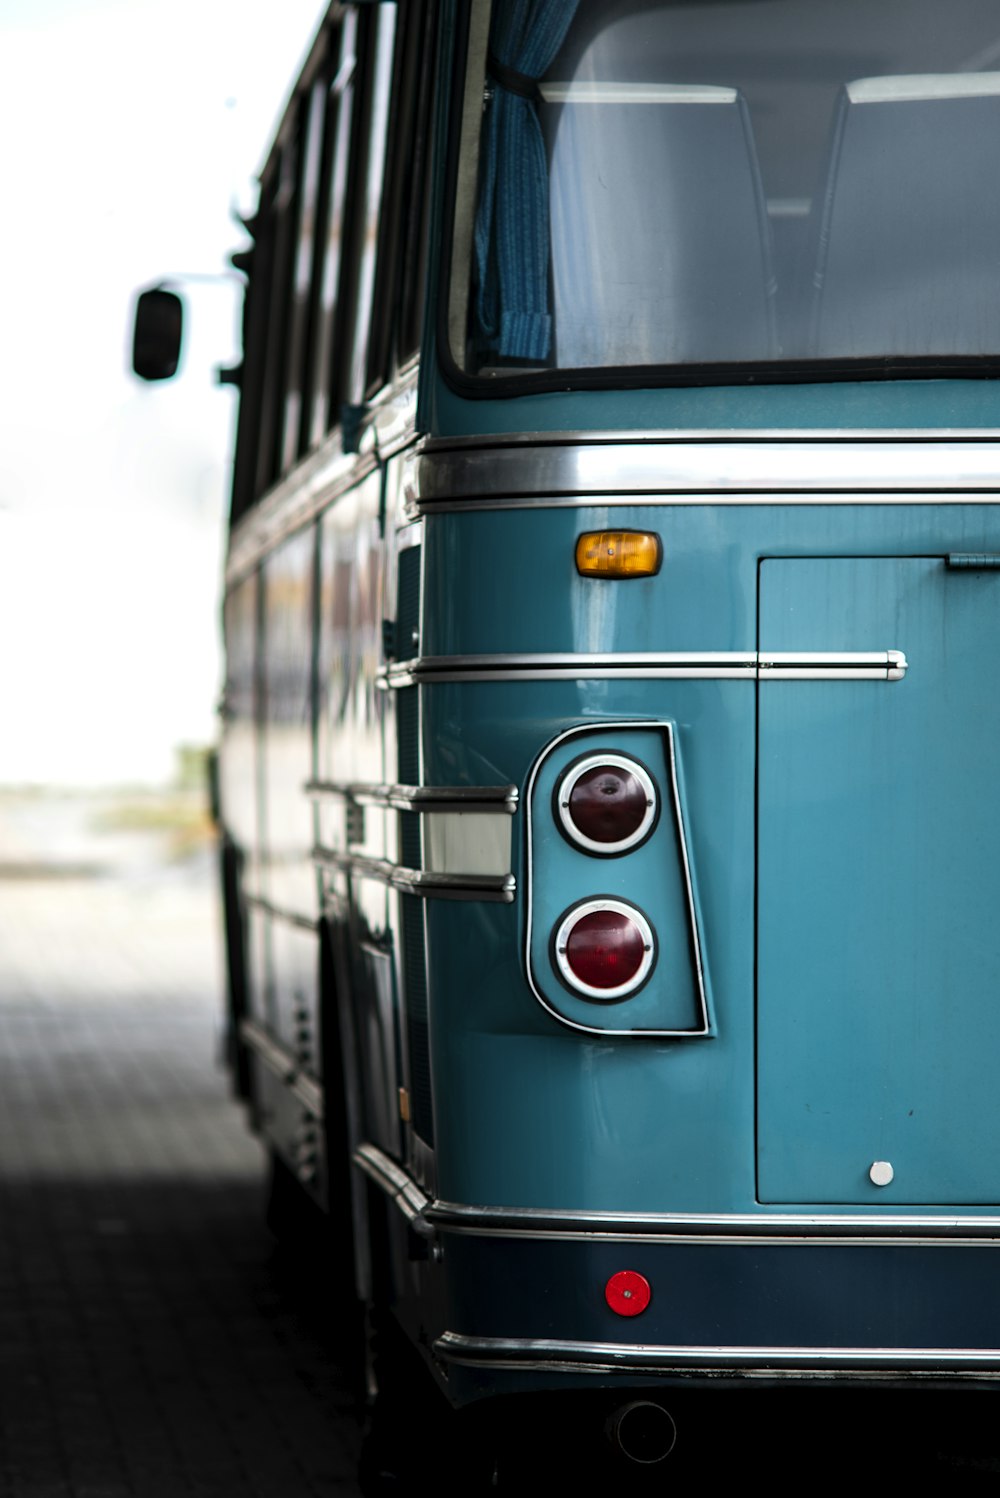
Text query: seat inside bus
808 73 1000 360
538 83 777 369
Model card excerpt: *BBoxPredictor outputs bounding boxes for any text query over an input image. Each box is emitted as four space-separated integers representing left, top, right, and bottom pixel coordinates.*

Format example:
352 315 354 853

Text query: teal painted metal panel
422 679 755 1212
758 556 1000 1204
427 370 1000 438
411 505 1000 1213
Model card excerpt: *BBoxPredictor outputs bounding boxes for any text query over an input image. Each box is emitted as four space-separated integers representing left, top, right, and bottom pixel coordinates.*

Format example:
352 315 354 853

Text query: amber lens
568 764 649 844
575 531 662 578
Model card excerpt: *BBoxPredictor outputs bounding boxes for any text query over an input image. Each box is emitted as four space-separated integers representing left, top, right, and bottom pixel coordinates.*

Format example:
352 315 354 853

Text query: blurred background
0 12 367 1488
0 0 328 988
0 0 325 791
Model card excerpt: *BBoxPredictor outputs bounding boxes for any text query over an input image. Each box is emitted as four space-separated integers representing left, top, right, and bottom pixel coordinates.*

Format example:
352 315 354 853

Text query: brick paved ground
0 793 363 1497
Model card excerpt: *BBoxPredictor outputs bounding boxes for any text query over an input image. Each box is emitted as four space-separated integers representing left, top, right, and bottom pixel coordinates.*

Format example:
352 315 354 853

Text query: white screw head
869 1160 894 1187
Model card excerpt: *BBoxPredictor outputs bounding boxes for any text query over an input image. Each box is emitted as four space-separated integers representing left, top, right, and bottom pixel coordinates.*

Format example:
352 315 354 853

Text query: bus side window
230 0 437 514
309 11 361 445
336 3 398 417
365 0 439 397
809 74 1000 360
396 2 440 371
229 193 274 523
279 77 329 472
252 153 297 500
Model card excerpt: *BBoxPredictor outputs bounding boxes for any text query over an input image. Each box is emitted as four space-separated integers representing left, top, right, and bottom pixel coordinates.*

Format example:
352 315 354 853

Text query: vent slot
402 899 433 1145
396 545 421 660
395 678 430 1142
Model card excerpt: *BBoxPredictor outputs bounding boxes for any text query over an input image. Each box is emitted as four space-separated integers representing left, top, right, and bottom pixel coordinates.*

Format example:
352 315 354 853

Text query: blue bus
136 0 1000 1484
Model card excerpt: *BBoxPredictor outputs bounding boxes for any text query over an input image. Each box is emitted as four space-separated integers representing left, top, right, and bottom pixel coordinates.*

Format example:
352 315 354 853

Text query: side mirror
131 287 184 381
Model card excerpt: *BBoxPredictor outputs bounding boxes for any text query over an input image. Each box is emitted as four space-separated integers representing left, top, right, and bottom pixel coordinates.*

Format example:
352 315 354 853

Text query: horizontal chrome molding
354 1142 433 1230
305 780 519 814
418 491 1000 514
226 373 418 585
414 439 1000 508
381 651 907 688
243 893 320 934
760 650 907 681
228 445 378 586
224 431 1000 583
357 1145 1000 1244
434 1332 1000 1377
313 845 516 903
425 1200 1000 1243
240 1019 324 1120
420 430 1000 447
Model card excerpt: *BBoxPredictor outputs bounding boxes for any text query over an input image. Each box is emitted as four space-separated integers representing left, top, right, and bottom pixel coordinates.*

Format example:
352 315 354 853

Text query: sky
0 0 327 785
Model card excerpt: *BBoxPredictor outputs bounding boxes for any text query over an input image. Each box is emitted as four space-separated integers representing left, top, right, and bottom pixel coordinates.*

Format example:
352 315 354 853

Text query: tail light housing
553 899 656 1000
555 753 658 855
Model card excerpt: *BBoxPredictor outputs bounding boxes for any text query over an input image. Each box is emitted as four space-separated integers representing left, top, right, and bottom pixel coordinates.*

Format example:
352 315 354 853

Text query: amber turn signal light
575 531 662 579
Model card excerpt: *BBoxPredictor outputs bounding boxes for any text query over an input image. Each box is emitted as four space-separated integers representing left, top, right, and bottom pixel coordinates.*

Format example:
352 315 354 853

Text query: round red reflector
605 1270 651 1317
565 909 646 991
568 764 649 845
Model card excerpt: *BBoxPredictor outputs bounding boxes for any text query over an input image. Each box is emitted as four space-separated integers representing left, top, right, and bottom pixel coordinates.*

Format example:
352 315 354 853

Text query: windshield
449 0 1000 384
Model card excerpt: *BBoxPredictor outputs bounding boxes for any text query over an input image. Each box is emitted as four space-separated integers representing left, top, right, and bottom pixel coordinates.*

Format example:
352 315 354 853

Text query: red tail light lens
556 753 657 855
553 900 656 1000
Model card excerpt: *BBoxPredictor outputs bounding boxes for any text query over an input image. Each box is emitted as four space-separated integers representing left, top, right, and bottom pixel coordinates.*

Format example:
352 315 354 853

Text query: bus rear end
208 0 1000 1483
371 0 1000 1475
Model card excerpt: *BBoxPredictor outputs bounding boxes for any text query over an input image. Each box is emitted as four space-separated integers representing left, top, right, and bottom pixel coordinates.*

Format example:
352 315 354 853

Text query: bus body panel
206 1 1000 1451
759 555 1000 1206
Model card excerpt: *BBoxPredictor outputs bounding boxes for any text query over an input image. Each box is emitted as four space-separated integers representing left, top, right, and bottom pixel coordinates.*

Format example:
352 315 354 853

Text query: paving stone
0 804 363 1497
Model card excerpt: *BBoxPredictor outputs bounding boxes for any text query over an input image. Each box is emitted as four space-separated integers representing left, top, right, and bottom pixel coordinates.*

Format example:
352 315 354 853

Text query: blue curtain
473 0 580 362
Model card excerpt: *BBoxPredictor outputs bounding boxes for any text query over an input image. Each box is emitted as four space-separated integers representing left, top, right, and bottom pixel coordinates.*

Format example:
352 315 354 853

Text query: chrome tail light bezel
554 751 660 856
552 897 658 1002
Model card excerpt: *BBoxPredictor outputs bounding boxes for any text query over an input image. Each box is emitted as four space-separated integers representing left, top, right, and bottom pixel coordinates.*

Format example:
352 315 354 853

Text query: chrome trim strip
224 432 1000 585
240 1019 324 1120
228 445 377 585
352 1145 1000 1243
419 430 1000 449
243 893 320 934
381 653 755 687
758 650 908 681
555 752 657 855
416 492 1000 514
313 846 516 903
226 373 418 585
666 722 712 1034
425 1200 1000 1242
380 652 906 687
413 439 1000 507
354 1142 433 1233
434 1332 1000 1376
524 720 711 1039
416 491 1000 515
305 780 519 814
